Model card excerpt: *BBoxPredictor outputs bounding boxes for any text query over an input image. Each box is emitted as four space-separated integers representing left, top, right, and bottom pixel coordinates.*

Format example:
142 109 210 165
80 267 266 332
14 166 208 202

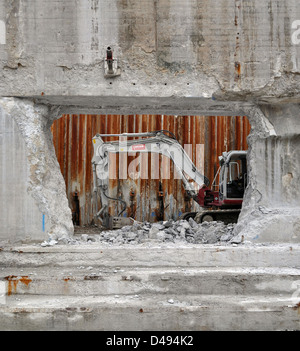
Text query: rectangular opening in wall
51 114 251 233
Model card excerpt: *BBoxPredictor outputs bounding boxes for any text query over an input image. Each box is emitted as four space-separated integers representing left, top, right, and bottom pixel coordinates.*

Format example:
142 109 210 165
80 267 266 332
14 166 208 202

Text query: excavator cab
217 151 248 202
195 150 247 224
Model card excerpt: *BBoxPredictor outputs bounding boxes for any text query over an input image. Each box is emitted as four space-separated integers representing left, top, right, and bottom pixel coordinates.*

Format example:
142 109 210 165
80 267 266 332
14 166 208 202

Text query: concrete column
235 103 300 243
0 98 73 243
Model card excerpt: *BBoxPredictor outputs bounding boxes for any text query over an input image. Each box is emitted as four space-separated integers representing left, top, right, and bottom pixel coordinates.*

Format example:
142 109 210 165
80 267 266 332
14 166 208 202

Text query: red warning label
132 144 146 151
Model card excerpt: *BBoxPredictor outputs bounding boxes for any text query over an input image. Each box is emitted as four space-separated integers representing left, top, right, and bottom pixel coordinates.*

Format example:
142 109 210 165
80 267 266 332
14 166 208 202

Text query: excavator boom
92 130 208 227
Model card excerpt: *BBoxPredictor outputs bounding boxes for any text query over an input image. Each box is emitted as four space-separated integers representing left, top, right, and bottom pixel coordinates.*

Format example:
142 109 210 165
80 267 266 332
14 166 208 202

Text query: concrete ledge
1 266 300 297
1 243 300 330
0 294 299 331
1 243 300 268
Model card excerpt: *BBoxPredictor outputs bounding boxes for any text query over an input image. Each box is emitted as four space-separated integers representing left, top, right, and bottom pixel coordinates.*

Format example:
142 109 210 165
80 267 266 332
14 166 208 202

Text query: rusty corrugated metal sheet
51 115 251 226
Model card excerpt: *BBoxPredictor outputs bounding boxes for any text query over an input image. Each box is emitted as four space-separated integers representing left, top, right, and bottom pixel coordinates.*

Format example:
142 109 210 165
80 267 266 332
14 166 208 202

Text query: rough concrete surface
0 0 299 243
0 241 300 331
0 98 73 242
0 0 299 98
0 0 300 330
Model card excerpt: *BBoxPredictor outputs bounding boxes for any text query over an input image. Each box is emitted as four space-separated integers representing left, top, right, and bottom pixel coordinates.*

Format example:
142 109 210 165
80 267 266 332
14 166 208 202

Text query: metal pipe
99 132 156 138
98 130 176 139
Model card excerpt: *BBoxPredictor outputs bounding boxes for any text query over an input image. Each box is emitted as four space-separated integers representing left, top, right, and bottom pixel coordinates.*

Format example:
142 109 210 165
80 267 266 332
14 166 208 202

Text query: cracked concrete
0 1 300 245
1 0 300 332
0 0 299 98
0 98 73 243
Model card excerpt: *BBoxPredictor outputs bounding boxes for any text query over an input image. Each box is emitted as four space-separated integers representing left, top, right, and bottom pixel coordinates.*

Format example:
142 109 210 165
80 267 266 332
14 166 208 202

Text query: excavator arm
92 130 209 227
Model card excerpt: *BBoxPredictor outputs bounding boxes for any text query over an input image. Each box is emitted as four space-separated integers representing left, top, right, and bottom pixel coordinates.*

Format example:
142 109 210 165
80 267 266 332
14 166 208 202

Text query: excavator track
180 209 241 224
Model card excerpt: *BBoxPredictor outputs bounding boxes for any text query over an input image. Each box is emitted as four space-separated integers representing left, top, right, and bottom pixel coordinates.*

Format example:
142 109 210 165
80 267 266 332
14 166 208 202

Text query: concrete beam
0 0 299 100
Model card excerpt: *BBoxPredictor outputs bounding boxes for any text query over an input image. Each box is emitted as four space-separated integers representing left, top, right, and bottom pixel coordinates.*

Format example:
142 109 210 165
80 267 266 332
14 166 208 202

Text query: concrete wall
0 99 73 244
0 1 300 243
0 104 47 242
234 103 300 243
0 0 299 98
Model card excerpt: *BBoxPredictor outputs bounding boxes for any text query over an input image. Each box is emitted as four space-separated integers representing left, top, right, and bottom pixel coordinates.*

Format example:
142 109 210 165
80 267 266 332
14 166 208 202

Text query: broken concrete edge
0 97 74 242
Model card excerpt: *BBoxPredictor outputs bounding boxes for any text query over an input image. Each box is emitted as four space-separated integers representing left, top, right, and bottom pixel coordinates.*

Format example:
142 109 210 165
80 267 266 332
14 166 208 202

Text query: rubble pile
77 218 238 246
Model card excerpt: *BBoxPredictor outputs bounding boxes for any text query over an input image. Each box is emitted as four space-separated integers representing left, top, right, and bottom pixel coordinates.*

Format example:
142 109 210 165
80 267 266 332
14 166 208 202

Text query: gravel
55 217 240 246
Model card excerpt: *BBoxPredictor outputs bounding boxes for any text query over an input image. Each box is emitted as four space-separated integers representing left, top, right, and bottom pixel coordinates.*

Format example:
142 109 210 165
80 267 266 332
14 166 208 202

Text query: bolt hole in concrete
51 114 250 245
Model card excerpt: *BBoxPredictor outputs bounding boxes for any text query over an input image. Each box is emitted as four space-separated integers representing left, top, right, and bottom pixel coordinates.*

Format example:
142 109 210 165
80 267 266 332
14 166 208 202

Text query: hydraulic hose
103 190 127 217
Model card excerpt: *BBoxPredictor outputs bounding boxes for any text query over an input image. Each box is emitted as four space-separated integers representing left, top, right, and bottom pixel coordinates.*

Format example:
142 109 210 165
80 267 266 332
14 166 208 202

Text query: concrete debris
55 218 239 246
40 239 58 247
